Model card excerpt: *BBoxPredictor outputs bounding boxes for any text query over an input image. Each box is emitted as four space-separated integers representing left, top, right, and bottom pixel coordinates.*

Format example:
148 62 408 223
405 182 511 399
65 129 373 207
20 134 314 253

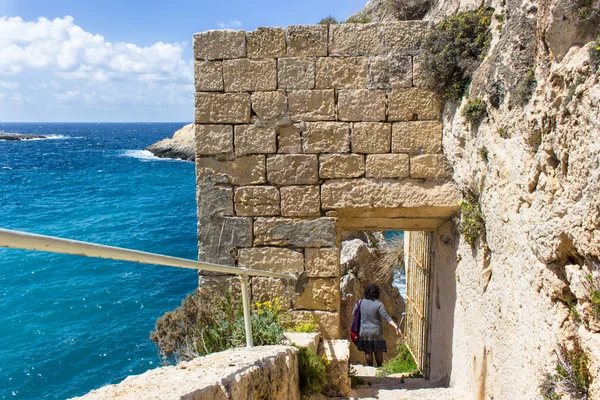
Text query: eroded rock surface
146 123 195 161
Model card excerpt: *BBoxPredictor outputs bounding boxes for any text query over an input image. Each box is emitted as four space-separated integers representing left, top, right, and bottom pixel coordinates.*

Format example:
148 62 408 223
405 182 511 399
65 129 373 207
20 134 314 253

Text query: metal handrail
0 228 296 348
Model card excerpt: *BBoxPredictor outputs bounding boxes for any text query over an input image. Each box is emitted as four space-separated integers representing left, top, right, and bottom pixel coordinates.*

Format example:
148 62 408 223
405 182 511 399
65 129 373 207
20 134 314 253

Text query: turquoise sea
0 123 199 399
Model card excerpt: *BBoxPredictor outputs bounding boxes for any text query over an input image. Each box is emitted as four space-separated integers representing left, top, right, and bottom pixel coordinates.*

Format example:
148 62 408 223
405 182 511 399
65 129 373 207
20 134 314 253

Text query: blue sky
0 0 367 122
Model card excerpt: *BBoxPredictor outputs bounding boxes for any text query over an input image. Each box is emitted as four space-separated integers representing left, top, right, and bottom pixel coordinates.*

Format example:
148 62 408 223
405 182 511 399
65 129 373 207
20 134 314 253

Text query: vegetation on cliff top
421 8 493 100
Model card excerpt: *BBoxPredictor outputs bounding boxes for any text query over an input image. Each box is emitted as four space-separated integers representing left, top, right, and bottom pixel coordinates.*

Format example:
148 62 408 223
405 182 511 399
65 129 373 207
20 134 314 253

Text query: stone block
247 27 286 58
351 122 391 153
319 340 351 397
367 54 412 89
198 216 252 265
284 311 340 339
338 89 386 122
196 177 234 219
392 121 442 154
195 92 251 124
198 275 242 297
277 125 302 154
194 60 223 91
302 122 350 153
305 248 339 278
278 58 315 90
223 59 277 92
195 124 233 155
412 55 436 90
193 30 246 60
267 154 318 185
251 91 288 124
365 154 410 178
388 88 441 121
282 332 321 351
315 57 368 89
234 125 277 155
410 154 453 179
382 21 429 55
294 278 339 311
329 23 383 56
319 154 365 179
234 186 280 216
197 155 265 185
238 247 304 274
280 185 321 217
288 90 335 122
321 179 460 210
252 277 292 310
286 25 328 57
253 217 337 247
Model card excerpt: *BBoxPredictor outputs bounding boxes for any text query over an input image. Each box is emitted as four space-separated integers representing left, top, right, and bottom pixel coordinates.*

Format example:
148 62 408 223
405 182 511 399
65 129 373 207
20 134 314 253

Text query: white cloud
217 20 242 29
0 80 19 89
0 16 194 111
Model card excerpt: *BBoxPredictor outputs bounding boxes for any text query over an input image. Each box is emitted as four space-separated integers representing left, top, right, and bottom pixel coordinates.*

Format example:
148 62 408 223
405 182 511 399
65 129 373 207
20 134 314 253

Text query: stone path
335 365 460 400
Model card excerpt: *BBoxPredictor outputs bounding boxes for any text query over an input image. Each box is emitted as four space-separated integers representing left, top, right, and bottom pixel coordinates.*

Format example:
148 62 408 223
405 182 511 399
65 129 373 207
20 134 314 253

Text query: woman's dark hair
364 284 380 300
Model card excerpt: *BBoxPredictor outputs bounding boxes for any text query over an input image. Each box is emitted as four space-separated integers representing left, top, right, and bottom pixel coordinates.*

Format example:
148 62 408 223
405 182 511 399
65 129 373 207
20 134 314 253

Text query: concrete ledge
72 346 300 400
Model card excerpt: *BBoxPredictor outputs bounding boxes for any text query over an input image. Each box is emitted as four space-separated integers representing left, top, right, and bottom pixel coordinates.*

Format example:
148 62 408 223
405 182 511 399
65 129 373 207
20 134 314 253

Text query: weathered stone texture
280 186 321 217
247 27 286 58
234 186 280 216
302 122 350 153
367 55 412 89
252 277 292 309
319 154 365 179
198 215 252 265
195 93 250 124
267 154 318 185
320 340 351 397
196 178 234 218
286 25 328 57
365 154 410 178
253 217 337 247
234 125 277 155
193 30 246 60
223 59 277 92
388 88 441 121
329 23 383 56
305 248 339 278
75 346 300 400
198 275 241 297
285 311 339 339
315 57 368 89
197 155 265 185
321 179 460 209
392 121 443 154
412 55 436 90
288 90 335 122
238 247 304 274
194 61 223 92
410 154 452 179
294 278 339 311
195 124 233 155
382 21 429 55
277 125 302 154
251 91 288 123
351 122 391 153
278 58 315 90
338 90 386 122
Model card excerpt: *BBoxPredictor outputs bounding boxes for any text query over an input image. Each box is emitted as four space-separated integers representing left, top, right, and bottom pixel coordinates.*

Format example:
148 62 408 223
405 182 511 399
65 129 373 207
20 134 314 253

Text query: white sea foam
122 149 188 162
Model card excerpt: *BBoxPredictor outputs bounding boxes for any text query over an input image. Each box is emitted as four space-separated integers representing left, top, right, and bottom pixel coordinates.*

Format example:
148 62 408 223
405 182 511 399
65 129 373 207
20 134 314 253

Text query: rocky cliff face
356 0 599 397
146 123 195 161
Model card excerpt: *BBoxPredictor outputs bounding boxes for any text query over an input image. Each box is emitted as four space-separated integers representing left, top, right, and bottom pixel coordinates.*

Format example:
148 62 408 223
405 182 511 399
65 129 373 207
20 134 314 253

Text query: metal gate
405 231 433 378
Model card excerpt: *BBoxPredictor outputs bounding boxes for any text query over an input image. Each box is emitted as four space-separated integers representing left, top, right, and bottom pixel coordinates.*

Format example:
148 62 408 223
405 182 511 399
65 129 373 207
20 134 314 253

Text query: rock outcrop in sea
146 123 195 161
0 133 46 141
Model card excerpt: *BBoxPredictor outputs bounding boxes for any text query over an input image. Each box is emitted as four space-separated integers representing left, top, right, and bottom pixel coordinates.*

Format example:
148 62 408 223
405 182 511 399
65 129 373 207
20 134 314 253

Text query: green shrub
496 127 509 139
459 193 485 245
494 12 504 31
385 0 431 20
344 15 371 23
319 15 339 25
462 98 487 123
513 69 537 107
298 347 329 395
479 146 489 162
151 291 284 363
568 0 600 21
378 344 419 377
421 8 494 100
541 341 591 399
279 312 318 333
591 35 600 71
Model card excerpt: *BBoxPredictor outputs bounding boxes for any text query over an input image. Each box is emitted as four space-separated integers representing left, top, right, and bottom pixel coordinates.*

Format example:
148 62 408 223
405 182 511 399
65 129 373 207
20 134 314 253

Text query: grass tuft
513 68 537 107
378 344 419 377
459 193 485 245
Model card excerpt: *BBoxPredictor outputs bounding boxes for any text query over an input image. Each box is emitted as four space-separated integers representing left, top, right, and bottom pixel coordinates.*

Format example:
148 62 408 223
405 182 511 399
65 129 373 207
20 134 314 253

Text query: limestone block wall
193 22 458 339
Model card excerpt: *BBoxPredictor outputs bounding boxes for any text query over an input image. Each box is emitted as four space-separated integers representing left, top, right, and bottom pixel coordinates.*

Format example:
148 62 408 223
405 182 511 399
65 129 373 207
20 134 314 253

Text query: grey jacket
352 299 392 336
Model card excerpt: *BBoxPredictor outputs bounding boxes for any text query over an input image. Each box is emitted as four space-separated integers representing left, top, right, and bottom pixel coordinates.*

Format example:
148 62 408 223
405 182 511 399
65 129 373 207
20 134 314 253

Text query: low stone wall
72 346 299 400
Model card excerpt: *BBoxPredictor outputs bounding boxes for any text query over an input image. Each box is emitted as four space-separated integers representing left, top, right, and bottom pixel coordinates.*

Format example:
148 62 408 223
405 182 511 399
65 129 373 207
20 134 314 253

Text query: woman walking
352 284 401 367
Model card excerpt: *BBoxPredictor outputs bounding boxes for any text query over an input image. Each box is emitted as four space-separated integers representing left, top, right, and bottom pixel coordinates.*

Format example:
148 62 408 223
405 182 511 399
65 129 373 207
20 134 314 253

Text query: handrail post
240 272 253 348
